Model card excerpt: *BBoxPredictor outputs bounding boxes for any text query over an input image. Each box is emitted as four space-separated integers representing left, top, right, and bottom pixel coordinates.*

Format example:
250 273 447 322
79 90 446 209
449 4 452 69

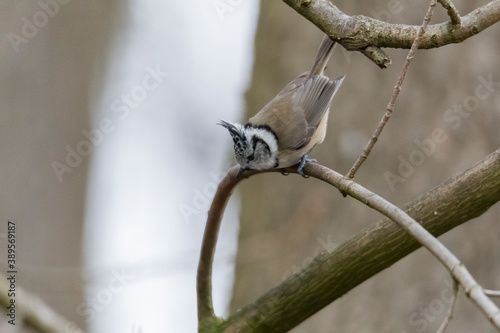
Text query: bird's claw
297 154 317 178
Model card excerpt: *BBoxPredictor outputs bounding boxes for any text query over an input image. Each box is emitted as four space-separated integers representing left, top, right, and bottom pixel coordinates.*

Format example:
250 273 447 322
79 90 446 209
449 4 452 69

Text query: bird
219 35 345 178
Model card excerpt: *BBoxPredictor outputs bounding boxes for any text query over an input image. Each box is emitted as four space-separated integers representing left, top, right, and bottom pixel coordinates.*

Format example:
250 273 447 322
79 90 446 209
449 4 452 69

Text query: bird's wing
247 75 308 150
248 73 344 151
289 74 345 150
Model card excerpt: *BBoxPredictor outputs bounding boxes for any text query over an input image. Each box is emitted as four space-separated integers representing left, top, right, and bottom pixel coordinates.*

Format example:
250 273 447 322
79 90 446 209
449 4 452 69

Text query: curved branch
197 166 241 328
201 148 500 332
283 0 500 50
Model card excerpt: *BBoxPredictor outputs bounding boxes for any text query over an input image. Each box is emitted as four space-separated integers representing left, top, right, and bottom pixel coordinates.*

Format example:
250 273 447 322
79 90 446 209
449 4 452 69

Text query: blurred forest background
0 0 499 332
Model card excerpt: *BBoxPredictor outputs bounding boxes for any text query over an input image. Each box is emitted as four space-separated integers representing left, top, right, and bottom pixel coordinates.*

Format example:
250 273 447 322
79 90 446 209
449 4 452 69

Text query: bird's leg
297 154 317 178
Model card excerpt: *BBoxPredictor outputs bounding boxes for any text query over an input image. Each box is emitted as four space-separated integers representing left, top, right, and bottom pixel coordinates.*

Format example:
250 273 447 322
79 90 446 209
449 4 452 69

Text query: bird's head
218 120 279 172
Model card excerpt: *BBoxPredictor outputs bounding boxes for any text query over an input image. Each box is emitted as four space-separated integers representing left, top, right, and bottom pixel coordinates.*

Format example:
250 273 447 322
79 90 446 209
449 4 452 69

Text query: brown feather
247 35 345 168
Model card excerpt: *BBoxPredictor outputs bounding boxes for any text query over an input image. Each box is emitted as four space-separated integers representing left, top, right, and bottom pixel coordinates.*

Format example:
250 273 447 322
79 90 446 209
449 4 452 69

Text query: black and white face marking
218 120 279 171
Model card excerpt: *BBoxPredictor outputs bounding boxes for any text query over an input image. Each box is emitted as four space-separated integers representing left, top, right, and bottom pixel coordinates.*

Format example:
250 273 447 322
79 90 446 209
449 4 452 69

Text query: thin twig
437 278 459 333
438 0 462 25
346 0 438 179
485 289 500 297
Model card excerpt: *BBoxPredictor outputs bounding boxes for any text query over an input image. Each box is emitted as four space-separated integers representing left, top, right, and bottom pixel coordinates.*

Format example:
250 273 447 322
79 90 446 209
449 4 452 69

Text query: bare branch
438 0 462 25
197 166 241 328
485 290 500 297
199 149 500 332
282 0 500 50
347 0 438 179
437 278 459 333
359 46 391 69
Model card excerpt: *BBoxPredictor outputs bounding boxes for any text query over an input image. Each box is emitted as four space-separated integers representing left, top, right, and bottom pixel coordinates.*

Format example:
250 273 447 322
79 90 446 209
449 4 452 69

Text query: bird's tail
308 35 336 77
